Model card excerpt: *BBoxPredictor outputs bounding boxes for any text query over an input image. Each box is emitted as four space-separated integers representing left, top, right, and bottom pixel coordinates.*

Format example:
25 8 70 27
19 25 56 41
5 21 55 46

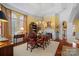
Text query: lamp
0 11 8 22
20 27 24 31
20 27 24 34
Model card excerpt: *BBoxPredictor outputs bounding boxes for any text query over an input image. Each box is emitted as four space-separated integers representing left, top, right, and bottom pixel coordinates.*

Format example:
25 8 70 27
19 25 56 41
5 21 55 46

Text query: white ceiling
2 3 76 17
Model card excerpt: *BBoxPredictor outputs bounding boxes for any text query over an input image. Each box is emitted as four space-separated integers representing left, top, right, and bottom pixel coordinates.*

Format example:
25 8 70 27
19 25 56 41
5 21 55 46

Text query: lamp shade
0 11 8 22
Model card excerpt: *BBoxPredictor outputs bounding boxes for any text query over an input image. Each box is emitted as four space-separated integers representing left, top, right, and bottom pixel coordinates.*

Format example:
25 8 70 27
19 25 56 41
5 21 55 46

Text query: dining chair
37 35 46 50
26 32 37 52
27 38 36 52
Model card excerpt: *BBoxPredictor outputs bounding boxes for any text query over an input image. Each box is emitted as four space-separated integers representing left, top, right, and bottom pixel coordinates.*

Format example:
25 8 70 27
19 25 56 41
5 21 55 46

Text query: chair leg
45 42 47 47
47 40 50 45
43 43 45 50
31 48 32 52
31 46 34 52
27 44 28 50
47 41 49 45
30 45 34 52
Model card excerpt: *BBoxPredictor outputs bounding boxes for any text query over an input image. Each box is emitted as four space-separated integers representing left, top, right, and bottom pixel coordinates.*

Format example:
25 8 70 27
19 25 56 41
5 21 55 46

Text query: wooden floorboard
13 38 79 56
55 39 79 56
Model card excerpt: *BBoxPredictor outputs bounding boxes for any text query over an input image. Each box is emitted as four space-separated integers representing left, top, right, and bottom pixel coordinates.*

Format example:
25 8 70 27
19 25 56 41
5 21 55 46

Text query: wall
1 4 11 38
44 16 56 39
26 16 55 31
26 16 38 32
0 4 28 39
73 19 79 39
44 16 56 29
26 16 56 39
59 4 75 42
73 19 79 32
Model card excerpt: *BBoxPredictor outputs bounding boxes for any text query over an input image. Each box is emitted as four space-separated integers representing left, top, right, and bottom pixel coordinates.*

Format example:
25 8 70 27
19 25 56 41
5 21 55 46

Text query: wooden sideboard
0 40 14 56
14 34 25 44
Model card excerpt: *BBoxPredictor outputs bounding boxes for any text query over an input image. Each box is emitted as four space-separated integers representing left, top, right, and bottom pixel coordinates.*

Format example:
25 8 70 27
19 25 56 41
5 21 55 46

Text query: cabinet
14 34 25 44
0 41 13 56
29 22 38 33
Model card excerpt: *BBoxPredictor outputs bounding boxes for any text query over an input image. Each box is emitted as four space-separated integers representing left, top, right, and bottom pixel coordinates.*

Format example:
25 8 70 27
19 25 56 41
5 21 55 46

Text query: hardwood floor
13 37 79 56
55 39 79 56
13 42 25 46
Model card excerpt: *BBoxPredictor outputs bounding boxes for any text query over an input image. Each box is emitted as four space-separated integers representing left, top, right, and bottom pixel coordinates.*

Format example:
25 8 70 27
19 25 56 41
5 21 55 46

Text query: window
12 11 24 35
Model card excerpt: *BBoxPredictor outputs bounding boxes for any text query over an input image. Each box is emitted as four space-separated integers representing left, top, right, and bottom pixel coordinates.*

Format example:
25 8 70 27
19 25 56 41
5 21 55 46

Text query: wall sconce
36 22 38 25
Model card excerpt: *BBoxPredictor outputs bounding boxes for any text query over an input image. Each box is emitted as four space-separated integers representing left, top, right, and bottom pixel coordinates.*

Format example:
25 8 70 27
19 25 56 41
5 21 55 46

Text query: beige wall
26 16 58 33
26 16 38 32
73 19 79 32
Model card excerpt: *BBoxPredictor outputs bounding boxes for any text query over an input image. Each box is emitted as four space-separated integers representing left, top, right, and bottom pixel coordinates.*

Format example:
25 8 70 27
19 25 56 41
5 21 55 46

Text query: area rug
14 41 59 56
61 46 79 56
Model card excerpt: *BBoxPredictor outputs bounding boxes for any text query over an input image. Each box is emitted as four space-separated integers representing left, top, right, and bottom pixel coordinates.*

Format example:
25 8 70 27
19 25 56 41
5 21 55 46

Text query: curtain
23 15 27 33
1 5 12 38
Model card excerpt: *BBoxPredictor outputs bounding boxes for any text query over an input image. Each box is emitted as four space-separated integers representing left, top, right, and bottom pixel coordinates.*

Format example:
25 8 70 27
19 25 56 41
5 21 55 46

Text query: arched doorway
68 4 79 43
62 21 67 40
